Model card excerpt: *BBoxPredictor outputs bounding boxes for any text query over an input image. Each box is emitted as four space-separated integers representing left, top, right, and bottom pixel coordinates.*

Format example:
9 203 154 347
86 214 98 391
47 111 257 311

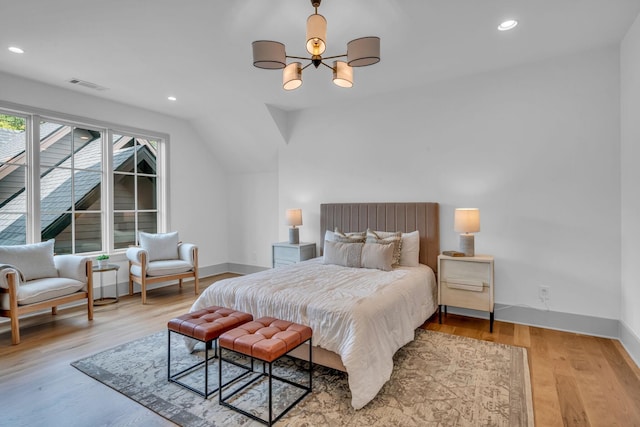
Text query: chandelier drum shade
347 37 381 67
252 41 286 69
251 0 380 91
283 62 303 90
306 13 327 55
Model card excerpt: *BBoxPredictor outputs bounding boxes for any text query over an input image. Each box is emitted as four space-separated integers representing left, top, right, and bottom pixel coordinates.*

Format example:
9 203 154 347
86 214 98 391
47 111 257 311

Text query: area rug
71 329 534 426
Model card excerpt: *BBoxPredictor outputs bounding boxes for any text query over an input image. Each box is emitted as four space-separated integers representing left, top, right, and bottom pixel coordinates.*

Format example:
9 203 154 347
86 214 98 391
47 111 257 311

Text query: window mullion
105 129 114 253
28 115 41 243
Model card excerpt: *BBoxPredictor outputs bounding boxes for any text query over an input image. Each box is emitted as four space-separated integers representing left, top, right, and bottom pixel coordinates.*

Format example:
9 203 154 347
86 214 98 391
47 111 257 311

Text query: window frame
0 101 170 256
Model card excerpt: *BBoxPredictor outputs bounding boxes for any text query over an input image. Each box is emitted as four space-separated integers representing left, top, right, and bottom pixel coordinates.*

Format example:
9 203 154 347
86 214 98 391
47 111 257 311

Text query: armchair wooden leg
194 274 199 295
52 307 58 315
129 276 134 296
87 270 94 321
8 274 20 345
10 312 20 345
142 283 147 305
178 279 183 288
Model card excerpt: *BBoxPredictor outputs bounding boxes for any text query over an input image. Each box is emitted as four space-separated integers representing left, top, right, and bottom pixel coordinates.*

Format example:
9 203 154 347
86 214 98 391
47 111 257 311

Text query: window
39 121 103 254
0 106 167 254
113 134 158 249
0 113 27 246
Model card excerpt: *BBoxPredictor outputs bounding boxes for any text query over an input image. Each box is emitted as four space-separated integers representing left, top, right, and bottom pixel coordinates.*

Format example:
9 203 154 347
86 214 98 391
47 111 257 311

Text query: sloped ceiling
1 0 639 173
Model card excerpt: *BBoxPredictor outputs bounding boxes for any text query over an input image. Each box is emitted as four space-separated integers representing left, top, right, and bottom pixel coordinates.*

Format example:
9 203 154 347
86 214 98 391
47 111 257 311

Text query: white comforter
190 258 437 409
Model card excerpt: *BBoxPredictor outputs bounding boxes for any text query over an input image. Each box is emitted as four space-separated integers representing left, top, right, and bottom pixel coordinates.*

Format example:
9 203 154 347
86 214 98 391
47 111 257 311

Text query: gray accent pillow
323 240 363 268
0 240 58 281
139 231 179 261
366 229 402 266
361 242 394 271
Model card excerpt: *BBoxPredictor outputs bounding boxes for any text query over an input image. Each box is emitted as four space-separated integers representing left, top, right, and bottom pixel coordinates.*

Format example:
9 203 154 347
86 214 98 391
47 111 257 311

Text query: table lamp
286 208 303 244
454 208 480 257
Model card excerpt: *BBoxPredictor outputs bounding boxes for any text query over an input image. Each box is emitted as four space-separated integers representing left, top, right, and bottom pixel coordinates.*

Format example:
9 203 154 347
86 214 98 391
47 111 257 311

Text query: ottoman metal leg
219 338 313 426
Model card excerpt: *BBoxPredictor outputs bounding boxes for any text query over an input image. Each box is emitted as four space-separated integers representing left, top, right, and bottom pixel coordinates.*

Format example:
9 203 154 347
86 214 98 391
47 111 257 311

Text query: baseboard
619 321 640 368
445 304 619 339
226 263 269 275
197 263 239 278
101 263 266 297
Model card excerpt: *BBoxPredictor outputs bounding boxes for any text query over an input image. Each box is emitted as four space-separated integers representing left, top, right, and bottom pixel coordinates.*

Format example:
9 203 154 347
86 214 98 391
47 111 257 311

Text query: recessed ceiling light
497 20 518 31
167 96 177 101
8 46 24 54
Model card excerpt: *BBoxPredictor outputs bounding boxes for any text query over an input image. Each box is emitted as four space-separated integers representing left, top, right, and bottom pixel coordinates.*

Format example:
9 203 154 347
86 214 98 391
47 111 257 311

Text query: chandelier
251 0 380 91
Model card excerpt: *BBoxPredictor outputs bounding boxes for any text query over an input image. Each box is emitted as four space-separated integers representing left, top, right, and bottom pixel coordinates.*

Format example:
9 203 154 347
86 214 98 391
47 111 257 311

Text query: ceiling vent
68 78 108 91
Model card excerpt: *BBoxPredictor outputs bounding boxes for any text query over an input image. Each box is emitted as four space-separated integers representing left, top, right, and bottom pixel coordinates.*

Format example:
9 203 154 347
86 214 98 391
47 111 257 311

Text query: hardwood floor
1 274 639 426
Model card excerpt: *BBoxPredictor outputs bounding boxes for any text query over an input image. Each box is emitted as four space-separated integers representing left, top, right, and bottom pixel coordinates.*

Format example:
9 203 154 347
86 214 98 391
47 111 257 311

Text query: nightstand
272 242 316 268
438 254 495 332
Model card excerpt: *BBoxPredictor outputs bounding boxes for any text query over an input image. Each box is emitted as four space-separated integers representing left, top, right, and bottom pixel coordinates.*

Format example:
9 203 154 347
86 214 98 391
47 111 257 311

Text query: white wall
226 172 279 268
621 15 640 342
279 46 621 320
0 71 229 271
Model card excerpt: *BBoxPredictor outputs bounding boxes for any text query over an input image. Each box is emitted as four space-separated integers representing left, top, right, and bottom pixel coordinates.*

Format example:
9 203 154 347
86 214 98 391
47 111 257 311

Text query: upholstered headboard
320 202 440 273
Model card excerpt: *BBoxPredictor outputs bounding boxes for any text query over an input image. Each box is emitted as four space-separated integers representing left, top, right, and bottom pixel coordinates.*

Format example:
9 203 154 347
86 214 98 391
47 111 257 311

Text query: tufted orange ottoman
218 317 313 426
167 306 253 398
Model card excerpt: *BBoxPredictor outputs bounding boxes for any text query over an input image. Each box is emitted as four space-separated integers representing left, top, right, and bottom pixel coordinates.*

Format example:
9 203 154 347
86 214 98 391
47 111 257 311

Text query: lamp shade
286 209 303 227
332 61 353 88
306 13 327 55
347 36 380 67
252 40 286 69
454 208 480 233
283 62 303 90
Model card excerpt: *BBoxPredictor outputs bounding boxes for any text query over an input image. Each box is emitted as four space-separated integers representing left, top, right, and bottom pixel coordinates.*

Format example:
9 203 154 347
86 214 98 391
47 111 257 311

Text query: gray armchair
126 232 198 304
0 241 93 345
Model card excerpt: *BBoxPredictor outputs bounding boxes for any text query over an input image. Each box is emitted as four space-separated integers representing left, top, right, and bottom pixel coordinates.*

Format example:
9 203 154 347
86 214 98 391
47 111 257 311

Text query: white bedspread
190 258 437 409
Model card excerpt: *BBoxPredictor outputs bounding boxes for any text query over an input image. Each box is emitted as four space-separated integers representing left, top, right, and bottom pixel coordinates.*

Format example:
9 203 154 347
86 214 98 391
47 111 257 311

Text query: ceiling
1 0 640 172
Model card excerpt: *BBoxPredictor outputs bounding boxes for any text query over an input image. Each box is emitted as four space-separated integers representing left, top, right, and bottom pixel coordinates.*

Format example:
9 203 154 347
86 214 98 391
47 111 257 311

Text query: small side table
272 242 316 268
438 254 495 332
92 263 120 305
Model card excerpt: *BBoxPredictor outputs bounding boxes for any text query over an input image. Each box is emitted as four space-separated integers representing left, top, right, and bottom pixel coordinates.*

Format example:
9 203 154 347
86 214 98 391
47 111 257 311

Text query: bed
190 202 440 409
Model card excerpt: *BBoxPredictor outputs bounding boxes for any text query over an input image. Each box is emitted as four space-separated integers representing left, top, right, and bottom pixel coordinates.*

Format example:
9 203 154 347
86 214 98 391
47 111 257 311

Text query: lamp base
289 227 300 244
459 234 475 257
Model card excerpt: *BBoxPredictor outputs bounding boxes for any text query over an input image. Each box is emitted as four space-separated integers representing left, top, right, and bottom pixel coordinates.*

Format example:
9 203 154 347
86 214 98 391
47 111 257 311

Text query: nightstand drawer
271 242 316 268
440 259 490 282
440 280 491 311
273 246 300 262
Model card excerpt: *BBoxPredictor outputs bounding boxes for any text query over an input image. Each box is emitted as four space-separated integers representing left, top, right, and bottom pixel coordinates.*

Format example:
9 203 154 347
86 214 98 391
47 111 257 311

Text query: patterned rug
71 329 534 426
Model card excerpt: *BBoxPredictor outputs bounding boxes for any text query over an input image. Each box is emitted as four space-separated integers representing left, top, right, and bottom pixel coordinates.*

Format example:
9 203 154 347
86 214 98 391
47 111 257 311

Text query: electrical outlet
538 285 550 302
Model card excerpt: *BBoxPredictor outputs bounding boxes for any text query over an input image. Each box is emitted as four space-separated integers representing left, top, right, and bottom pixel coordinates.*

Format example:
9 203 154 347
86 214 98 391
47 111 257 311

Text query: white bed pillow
366 229 402 266
324 230 336 242
0 240 58 281
323 240 363 268
361 242 394 271
139 231 179 261
399 231 420 267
